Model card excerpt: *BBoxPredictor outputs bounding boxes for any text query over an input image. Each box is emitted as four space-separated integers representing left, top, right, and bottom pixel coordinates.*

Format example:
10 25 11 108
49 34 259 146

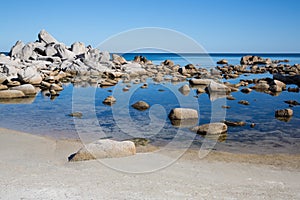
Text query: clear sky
1 0 299 53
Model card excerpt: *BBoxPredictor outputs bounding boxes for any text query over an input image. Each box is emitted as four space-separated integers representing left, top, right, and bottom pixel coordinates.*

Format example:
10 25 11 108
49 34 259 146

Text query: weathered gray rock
38 29 58 44
0 90 25 99
68 139 136 161
191 123 227 135
0 74 7 84
17 67 43 85
10 84 37 95
169 108 198 120
0 84 8 90
99 51 110 63
275 108 293 117
131 101 150 111
54 44 76 60
71 42 86 55
45 44 57 57
189 78 211 85
207 81 229 93
178 84 190 95
112 54 127 65
9 40 25 57
19 42 35 60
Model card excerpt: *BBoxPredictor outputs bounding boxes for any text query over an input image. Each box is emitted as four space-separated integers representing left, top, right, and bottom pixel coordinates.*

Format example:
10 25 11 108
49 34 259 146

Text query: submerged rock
68 112 83 118
68 139 136 161
223 120 246 127
178 84 190 95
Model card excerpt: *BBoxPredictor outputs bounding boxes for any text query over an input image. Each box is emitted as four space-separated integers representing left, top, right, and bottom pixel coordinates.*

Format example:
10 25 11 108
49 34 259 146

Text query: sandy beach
1 127 299 200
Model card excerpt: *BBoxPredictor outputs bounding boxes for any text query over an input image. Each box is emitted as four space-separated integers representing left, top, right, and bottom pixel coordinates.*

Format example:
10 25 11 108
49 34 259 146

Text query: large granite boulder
189 78 212 85
169 108 198 120
54 44 76 60
71 42 86 55
131 101 150 111
17 67 43 85
191 123 227 135
38 29 58 44
9 40 25 58
0 90 25 99
68 139 136 161
10 84 37 95
45 44 58 57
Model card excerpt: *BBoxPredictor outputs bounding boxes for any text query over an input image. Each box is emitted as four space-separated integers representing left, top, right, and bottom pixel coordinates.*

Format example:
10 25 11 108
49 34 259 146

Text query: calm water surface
0 53 299 154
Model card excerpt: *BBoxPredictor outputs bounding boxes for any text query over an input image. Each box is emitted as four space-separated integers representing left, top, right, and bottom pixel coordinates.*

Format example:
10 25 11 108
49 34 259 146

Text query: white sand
0 127 299 200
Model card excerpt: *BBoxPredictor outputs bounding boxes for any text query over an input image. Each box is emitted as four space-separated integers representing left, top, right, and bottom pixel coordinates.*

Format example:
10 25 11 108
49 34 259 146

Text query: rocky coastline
1 30 300 160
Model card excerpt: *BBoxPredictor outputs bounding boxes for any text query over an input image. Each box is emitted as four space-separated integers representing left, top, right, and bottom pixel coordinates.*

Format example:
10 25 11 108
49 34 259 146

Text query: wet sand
0 127 299 199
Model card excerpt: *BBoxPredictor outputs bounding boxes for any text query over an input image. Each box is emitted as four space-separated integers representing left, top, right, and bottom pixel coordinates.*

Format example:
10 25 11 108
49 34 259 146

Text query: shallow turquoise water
0 53 299 154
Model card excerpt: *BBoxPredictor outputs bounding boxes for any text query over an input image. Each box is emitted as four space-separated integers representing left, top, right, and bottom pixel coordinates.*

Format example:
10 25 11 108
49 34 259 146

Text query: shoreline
1 127 299 170
1 127 300 199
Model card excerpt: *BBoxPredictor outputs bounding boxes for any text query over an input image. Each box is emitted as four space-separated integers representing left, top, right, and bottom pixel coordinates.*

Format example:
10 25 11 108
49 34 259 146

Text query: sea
0 53 300 154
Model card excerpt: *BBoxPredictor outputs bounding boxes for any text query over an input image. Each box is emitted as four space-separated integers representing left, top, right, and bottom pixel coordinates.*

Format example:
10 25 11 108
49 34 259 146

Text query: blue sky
1 0 299 52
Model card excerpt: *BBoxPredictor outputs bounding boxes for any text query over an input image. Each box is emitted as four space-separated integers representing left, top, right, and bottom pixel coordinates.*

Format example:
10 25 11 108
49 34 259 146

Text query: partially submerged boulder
68 139 136 161
191 123 227 135
131 101 150 111
0 90 25 99
169 108 198 120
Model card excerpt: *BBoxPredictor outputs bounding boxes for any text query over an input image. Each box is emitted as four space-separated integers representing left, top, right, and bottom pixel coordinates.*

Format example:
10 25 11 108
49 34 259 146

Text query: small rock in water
123 87 130 92
141 83 148 89
284 100 300 106
227 96 236 100
197 88 206 94
250 123 256 128
287 87 299 93
103 96 116 105
222 105 230 109
68 112 83 118
191 123 227 135
241 88 252 94
131 101 150 111
238 100 250 105
223 120 246 126
217 59 228 65
169 108 198 120
275 108 293 118
178 84 190 96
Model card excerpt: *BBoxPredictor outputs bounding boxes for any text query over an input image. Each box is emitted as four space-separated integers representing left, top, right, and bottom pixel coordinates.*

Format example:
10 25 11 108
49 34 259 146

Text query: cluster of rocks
0 29 218 102
216 56 300 87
